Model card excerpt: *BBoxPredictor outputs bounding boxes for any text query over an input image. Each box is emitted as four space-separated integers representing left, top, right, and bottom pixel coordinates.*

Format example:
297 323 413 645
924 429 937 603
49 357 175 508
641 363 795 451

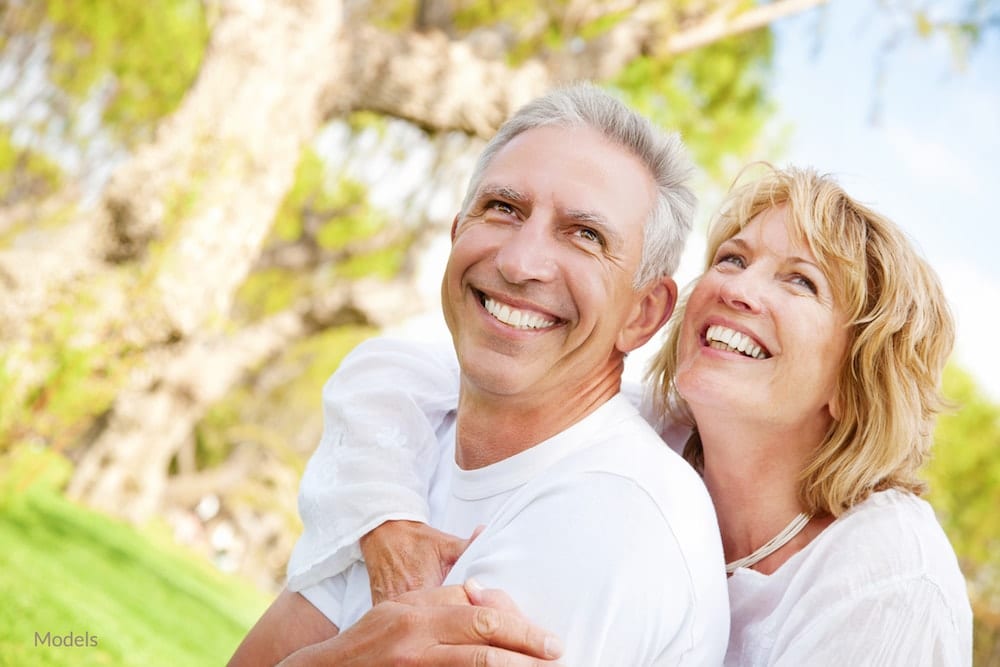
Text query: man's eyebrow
475 184 529 204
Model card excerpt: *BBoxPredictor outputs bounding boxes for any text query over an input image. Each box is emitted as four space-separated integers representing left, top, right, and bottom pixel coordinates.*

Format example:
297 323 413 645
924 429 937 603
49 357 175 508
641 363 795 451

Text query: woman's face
675 205 850 435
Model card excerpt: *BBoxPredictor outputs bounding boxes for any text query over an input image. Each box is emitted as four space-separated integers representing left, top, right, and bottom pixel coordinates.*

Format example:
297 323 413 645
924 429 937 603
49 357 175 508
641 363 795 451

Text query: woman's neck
697 417 830 574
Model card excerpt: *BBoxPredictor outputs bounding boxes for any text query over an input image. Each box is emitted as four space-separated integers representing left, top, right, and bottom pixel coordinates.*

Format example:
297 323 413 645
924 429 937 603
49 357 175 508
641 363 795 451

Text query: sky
767 0 1000 400
394 0 1000 401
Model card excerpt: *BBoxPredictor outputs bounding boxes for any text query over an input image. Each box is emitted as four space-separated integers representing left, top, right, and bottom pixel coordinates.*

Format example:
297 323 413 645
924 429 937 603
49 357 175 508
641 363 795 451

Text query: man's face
441 124 658 404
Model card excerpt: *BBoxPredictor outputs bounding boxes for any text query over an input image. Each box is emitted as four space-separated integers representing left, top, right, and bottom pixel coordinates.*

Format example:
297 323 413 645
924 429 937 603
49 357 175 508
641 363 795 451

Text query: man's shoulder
556 398 709 504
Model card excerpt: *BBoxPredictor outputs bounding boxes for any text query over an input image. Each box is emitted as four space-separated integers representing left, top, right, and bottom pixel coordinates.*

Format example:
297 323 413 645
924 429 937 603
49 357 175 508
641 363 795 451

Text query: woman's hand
360 519 482 604
279 581 564 666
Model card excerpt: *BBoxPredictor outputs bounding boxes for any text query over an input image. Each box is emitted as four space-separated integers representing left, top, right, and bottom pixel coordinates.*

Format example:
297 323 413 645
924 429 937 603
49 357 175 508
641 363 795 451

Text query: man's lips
476 290 561 330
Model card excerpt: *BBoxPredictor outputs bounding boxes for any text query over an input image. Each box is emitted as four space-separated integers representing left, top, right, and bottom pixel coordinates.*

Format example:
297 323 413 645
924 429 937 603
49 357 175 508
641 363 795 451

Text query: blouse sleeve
770 574 972 667
285 336 460 591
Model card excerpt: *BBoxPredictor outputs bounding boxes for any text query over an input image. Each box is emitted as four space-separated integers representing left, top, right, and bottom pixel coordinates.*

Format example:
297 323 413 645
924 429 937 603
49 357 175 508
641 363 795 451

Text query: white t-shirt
288 337 972 665
726 489 972 666
300 389 729 666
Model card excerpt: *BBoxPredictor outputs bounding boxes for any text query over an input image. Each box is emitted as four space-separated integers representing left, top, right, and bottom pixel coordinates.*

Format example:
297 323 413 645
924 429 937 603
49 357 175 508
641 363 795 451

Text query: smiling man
232 84 729 666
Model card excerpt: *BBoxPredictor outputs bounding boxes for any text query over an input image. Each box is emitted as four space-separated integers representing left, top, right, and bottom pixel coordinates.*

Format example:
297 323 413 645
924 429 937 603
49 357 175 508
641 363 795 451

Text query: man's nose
494 217 558 284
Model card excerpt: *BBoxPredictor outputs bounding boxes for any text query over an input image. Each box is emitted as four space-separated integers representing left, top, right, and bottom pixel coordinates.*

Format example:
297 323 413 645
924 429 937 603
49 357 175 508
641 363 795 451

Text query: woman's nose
718 271 763 313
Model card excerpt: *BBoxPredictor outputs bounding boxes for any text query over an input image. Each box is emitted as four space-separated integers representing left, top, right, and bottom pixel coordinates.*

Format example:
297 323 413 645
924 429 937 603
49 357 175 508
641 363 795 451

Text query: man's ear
616 276 677 354
450 213 460 241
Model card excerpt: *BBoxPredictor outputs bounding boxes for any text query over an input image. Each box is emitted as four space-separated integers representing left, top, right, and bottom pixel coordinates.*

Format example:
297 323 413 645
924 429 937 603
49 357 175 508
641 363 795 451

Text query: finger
395 584 471 607
464 579 522 614
433 604 564 660
423 644 565 667
438 531 477 566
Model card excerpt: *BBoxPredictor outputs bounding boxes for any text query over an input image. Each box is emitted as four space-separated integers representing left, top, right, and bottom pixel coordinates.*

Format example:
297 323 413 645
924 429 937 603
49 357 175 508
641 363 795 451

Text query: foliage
928 365 1000 565
194 325 377 471
358 1 777 180
236 147 401 320
0 446 268 667
925 364 1000 663
614 30 775 179
0 292 132 454
903 0 1000 63
38 0 208 143
0 127 63 207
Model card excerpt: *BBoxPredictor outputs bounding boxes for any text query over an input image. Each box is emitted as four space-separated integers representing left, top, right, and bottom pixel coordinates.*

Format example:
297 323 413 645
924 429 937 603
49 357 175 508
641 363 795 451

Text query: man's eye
577 227 603 245
488 201 515 215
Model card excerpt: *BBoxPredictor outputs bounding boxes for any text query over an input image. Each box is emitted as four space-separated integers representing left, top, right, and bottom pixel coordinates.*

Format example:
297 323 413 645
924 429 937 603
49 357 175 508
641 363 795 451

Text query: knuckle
472 646 502 667
387 603 424 634
472 607 503 640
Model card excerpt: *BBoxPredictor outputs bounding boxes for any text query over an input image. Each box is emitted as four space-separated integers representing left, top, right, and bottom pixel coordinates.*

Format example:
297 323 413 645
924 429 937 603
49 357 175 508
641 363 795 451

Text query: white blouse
726 489 972 666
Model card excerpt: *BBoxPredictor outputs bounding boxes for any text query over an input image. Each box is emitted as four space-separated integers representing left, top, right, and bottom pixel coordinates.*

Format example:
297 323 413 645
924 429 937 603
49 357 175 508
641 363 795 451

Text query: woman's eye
715 253 745 269
791 274 818 294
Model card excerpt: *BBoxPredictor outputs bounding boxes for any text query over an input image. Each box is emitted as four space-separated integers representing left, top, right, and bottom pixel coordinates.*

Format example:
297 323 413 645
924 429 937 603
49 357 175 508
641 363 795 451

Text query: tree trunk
67 0 346 516
52 0 829 523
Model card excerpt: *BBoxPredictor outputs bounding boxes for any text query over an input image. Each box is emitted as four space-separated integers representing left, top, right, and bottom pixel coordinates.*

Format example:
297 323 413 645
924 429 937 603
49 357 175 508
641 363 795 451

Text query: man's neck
454 371 622 469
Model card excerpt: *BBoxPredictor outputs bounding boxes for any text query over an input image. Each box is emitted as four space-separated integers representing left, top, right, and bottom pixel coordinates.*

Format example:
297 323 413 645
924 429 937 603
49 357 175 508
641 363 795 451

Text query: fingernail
544 635 564 659
465 577 485 599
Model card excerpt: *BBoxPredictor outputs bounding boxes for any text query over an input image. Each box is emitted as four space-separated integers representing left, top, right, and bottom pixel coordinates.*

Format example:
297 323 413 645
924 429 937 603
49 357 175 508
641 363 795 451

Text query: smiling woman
647 163 970 664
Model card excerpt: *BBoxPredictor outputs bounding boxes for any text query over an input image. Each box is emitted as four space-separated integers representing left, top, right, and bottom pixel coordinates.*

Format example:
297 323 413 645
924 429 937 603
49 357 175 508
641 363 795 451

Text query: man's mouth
479 293 559 330
704 324 771 360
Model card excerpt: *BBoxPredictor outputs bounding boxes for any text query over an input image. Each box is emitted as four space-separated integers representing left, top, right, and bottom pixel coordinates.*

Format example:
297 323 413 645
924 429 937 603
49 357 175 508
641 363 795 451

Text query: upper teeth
483 297 556 330
705 325 768 359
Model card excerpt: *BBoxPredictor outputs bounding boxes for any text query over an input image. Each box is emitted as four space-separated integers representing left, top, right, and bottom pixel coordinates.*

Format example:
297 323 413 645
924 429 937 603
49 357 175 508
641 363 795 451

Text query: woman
286 165 972 664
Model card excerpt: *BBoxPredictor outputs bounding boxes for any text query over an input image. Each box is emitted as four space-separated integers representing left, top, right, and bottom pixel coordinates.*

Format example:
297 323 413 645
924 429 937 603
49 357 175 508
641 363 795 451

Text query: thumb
438 524 484 566
463 578 523 614
468 524 486 543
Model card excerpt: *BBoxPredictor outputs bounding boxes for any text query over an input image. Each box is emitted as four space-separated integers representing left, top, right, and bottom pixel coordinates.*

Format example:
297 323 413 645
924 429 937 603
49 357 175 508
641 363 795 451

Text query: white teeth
705 325 769 359
483 297 557 330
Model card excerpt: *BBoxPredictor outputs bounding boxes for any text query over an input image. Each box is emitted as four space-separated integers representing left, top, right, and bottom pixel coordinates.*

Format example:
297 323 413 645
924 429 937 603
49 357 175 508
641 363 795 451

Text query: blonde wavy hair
647 164 955 516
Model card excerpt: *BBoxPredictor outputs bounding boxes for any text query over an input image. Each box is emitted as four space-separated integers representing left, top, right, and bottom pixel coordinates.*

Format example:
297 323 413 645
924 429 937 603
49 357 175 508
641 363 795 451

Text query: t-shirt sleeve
446 472 696 667
286 337 460 591
769 575 972 667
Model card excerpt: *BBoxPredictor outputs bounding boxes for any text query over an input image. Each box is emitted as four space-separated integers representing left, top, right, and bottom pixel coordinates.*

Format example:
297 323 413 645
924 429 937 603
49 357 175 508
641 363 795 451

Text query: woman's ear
616 276 677 354
828 391 842 421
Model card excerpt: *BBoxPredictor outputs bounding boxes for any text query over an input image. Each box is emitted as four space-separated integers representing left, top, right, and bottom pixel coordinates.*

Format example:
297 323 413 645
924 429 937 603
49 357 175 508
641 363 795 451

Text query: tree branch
335 0 831 136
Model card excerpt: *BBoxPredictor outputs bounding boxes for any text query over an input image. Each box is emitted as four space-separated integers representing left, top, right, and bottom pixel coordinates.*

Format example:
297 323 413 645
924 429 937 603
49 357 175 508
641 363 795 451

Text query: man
232 84 728 665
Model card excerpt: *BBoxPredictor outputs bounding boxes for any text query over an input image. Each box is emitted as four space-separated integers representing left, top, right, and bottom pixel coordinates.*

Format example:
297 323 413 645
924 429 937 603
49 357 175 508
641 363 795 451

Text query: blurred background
1 0 997 664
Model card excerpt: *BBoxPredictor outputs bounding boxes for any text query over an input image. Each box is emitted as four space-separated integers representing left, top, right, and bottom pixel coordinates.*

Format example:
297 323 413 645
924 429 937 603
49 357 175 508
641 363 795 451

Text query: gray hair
460 83 695 287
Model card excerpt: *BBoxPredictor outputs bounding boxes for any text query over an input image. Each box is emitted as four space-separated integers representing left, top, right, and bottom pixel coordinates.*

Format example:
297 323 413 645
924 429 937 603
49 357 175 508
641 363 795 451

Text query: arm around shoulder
287 337 460 590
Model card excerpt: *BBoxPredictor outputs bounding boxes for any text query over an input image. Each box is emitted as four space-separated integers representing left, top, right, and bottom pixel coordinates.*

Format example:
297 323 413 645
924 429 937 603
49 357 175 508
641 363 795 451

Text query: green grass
0 488 270 666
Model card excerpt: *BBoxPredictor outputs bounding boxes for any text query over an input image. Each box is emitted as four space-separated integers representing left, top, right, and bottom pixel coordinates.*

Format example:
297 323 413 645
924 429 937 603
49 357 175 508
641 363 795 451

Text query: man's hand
360 519 481 604
278 581 564 666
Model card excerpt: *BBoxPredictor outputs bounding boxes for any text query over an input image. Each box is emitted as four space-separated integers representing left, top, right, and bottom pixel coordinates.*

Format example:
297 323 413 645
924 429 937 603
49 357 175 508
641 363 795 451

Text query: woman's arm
286 337 461 594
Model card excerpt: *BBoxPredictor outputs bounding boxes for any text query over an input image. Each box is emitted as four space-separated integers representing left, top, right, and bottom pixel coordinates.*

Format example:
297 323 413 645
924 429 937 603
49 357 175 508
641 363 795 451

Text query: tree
926 365 1000 665
5 0 996 592
1 0 808 552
